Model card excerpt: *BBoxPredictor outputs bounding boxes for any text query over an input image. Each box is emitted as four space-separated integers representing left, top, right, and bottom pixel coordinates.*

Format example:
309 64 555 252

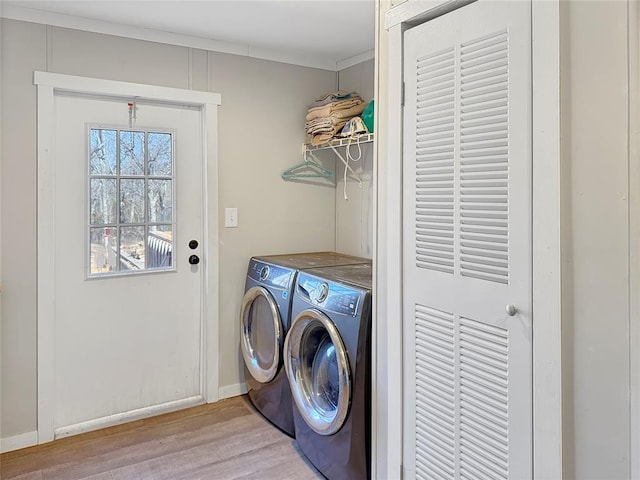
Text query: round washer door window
240 286 283 383
284 309 351 435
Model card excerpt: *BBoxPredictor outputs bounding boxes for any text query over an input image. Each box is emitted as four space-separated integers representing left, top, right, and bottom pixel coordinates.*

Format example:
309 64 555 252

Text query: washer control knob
317 283 329 303
506 304 518 316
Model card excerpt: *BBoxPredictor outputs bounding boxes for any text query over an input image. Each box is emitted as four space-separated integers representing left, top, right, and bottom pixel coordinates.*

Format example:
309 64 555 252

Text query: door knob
188 255 200 265
506 304 518 316
188 240 198 250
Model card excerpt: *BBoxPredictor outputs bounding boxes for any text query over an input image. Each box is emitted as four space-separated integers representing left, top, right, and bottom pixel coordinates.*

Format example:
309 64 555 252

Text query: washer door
284 309 351 435
240 286 283 383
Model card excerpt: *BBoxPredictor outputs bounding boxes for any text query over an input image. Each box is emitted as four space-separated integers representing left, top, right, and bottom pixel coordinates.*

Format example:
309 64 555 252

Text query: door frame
376 0 562 478
34 71 221 443
630 0 639 476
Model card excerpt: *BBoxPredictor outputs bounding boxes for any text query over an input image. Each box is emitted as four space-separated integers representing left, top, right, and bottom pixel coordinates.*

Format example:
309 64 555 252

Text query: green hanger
281 151 334 180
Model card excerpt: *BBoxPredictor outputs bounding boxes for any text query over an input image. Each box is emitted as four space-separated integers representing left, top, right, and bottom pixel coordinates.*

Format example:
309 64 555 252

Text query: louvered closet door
402 1 532 479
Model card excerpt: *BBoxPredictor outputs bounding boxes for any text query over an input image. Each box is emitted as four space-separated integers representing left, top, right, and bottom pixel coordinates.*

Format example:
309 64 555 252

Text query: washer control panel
248 260 293 289
297 273 361 317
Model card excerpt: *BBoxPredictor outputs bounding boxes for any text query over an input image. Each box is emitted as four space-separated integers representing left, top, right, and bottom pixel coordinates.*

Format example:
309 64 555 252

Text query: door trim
378 0 562 478
629 0 639 476
34 71 221 443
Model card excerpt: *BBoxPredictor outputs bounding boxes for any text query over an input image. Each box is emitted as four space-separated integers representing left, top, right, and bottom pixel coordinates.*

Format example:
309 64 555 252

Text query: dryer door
285 308 351 435
240 286 283 383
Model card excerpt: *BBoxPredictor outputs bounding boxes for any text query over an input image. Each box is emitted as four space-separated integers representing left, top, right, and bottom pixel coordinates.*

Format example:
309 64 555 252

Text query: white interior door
51 93 205 437
402 1 532 478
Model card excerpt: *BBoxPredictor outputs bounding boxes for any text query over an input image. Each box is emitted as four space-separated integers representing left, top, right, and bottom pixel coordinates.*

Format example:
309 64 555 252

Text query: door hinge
401 82 406 107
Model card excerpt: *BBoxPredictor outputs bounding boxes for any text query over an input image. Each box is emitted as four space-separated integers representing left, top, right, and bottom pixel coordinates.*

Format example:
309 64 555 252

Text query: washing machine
284 262 372 479
240 252 370 437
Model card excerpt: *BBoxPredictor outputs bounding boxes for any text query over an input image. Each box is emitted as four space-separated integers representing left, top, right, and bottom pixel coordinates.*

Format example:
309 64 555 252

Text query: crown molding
0 3 369 71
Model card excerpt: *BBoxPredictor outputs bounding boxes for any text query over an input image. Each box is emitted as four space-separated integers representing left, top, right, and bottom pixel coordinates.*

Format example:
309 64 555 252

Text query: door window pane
148 225 173 269
120 179 145 224
148 132 172 176
90 227 118 274
90 178 117 224
90 129 117 175
148 180 172 223
120 130 145 176
120 226 145 271
88 127 175 277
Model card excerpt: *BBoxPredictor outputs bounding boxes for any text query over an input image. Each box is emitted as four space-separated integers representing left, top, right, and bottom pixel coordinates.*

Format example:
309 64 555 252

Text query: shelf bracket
328 144 362 185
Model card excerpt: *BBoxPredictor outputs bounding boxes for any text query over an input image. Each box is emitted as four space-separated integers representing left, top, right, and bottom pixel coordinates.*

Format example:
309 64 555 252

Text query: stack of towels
305 91 367 145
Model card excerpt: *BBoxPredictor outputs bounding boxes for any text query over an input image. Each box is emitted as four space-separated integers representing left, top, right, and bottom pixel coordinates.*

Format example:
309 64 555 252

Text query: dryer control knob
260 266 270 281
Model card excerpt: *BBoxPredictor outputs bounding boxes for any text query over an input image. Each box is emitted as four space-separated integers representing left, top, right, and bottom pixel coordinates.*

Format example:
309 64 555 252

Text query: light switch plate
225 208 238 228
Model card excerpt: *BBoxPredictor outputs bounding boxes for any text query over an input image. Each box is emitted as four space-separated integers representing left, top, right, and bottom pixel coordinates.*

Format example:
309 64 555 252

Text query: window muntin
88 127 175 277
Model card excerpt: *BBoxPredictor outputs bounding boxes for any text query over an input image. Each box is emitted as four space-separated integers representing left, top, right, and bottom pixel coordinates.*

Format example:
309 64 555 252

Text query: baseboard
218 382 247 400
54 395 204 439
1 431 38 453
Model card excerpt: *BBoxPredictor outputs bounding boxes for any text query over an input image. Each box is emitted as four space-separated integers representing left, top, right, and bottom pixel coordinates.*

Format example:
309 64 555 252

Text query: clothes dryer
284 263 372 479
240 252 370 437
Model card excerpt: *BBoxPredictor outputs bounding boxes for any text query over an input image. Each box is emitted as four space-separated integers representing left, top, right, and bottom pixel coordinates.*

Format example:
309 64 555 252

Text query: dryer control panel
296 273 362 317
248 260 294 289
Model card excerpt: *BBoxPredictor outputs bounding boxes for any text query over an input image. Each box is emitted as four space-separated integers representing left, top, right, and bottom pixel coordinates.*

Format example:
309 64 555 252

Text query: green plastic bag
362 99 374 133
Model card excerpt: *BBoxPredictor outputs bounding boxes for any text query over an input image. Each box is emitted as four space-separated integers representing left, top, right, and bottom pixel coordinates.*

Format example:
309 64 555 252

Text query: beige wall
561 1 631 478
0 18 339 440
1 19 47 440
336 59 375 258
207 51 340 388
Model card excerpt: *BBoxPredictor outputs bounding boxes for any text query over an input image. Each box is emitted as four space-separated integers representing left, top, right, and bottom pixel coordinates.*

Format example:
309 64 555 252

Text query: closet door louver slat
460 30 510 285
414 305 455 480
414 47 456 275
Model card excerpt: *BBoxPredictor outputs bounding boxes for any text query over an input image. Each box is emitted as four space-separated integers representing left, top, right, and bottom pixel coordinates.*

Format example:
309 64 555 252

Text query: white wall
0 18 338 441
560 2 631 478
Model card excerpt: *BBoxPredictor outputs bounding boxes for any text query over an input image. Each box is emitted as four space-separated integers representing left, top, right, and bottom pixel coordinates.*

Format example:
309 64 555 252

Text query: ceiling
1 0 375 70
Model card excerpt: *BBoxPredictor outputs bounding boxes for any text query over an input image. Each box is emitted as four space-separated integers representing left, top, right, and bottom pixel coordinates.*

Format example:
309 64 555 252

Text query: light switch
225 208 238 228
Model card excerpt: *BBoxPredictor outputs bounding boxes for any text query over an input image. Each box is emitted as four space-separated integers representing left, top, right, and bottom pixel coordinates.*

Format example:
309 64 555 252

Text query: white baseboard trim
1 431 38 453
54 395 204 440
218 382 247 400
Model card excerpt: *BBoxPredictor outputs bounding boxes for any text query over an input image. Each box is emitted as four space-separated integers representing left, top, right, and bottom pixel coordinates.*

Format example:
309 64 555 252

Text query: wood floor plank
0 396 322 480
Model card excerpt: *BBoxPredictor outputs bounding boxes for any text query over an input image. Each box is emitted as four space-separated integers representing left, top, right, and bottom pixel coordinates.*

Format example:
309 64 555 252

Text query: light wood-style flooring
0 396 323 480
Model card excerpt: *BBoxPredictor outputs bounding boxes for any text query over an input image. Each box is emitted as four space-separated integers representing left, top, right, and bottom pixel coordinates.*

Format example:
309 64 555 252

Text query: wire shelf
303 132 374 152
